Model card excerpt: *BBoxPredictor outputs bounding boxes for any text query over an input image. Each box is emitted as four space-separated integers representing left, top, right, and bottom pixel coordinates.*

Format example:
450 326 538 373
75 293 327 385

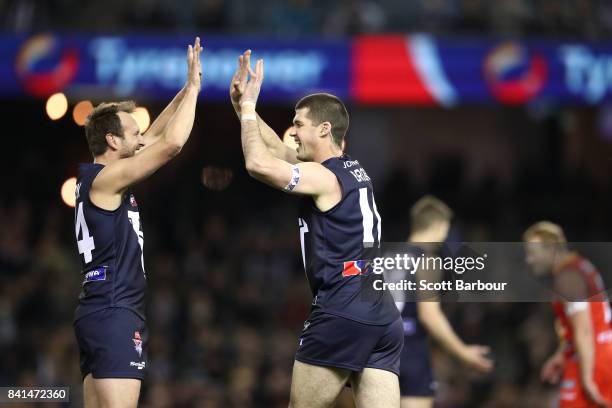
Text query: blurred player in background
524 221 612 408
72 38 201 408
231 50 402 407
387 196 493 408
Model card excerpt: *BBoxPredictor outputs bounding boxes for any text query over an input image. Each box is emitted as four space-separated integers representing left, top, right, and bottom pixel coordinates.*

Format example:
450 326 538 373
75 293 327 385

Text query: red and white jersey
551 252 612 360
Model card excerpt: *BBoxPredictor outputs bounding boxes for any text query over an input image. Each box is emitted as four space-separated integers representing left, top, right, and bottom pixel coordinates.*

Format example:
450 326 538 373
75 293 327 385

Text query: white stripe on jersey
372 191 382 244
359 187 374 245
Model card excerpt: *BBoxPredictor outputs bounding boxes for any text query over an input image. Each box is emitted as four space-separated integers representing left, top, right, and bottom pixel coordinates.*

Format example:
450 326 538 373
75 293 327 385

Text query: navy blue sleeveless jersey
298 154 399 325
73 163 147 321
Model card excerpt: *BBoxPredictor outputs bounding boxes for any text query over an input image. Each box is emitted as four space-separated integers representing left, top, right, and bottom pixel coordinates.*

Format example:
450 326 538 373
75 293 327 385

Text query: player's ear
319 121 331 137
106 133 120 151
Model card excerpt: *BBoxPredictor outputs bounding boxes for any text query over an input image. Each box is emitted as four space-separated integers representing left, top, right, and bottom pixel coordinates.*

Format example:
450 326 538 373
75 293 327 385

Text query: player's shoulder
78 163 104 178
324 154 373 188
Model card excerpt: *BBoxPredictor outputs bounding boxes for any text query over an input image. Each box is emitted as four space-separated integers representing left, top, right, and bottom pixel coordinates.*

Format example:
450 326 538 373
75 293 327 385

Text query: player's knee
289 389 335 408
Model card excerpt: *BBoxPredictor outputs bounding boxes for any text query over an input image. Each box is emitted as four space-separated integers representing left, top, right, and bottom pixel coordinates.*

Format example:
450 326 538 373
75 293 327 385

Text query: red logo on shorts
133 331 142 357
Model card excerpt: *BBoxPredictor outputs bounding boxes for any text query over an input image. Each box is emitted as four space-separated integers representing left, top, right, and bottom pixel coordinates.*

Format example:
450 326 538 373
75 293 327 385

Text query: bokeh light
73 100 94 126
61 176 77 208
132 107 151 133
46 92 68 120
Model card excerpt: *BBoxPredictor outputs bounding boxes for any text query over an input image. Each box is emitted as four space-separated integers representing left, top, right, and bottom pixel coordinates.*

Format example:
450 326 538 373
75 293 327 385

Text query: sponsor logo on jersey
133 331 143 357
83 266 107 283
130 361 146 370
342 260 369 277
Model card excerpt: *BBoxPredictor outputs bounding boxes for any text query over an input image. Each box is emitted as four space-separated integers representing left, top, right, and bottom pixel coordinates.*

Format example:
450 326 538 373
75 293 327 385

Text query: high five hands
230 50 264 107
187 37 203 91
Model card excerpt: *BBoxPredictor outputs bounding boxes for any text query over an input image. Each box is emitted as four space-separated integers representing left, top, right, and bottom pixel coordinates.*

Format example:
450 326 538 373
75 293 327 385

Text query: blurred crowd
2 0 612 39
0 187 561 408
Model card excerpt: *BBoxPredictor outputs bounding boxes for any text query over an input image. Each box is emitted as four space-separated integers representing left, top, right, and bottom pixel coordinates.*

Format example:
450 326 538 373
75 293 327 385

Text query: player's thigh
289 360 351 408
351 367 400 408
83 374 100 408
92 377 141 408
400 396 433 408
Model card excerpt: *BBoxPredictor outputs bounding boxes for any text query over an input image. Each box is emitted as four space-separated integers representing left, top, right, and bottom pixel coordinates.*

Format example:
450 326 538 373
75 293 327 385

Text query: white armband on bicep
285 165 301 191
565 301 588 315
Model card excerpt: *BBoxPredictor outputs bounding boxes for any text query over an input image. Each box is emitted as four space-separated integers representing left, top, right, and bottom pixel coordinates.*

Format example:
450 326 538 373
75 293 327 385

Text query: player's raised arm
90 37 202 210
238 56 341 209
231 50 300 164
141 85 188 147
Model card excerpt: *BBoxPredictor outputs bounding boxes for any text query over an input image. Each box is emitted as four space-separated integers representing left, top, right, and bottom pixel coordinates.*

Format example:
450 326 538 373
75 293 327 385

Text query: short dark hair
295 93 349 148
410 195 453 233
84 101 135 156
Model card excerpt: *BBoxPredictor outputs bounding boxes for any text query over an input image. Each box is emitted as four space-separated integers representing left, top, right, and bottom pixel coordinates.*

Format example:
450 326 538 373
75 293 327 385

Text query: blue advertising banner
1 34 349 102
353 35 612 106
2 33 612 105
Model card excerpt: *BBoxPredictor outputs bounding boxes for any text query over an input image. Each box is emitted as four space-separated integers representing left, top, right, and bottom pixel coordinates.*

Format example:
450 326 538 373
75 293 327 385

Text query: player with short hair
524 221 612 408
72 38 202 408
231 50 402 408
388 196 493 408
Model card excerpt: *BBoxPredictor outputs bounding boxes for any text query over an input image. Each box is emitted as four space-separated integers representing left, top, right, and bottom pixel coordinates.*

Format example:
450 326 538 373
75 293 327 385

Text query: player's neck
314 146 343 163
93 152 119 166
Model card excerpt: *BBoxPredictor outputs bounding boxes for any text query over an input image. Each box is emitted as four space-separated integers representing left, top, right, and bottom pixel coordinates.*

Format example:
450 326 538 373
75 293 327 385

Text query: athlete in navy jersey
75 163 146 321
386 196 493 408
232 50 402 407
298 154 398 325
73 38 202 408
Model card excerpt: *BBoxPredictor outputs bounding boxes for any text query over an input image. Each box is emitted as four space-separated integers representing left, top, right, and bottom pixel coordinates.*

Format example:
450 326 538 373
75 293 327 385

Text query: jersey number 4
75 202 95 264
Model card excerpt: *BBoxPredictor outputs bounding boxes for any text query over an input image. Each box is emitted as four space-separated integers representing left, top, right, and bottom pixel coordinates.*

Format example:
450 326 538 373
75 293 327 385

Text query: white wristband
241 113 257 121
240 101 256 108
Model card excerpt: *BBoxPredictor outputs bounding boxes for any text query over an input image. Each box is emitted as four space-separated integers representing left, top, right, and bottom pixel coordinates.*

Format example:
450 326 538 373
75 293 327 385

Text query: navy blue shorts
295 311 403 376
73 307 148 380
399 335 436 397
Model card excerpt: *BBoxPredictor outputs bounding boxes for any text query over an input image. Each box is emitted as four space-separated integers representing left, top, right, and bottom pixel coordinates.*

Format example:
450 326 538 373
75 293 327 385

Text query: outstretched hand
461 345 494 373
238 50 264 106
187 37 203 91
230 50 250 107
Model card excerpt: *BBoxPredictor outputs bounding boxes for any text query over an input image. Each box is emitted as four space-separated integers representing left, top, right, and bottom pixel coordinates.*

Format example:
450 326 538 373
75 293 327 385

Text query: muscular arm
142 85 188 146
238 57 340 209
417 302 467 357
240 109 339 205
230 50 299 164
93 86 199 207
233 104 299 163
91 39 202 210
568 306 596 386
415 264 493 372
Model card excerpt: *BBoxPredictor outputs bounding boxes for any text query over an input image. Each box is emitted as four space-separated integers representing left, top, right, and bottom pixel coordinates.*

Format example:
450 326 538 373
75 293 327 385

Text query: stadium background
3 0 612 406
